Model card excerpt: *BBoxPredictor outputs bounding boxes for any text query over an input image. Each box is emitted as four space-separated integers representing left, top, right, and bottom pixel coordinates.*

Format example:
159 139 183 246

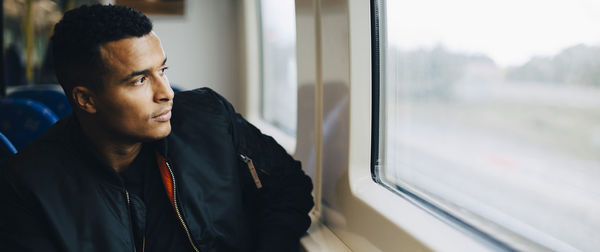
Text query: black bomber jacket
0 88 314 252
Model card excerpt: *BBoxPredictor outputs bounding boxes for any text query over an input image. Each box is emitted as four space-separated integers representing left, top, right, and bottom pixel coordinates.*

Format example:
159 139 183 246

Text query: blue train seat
171 85 182 93
0 98 59 150
7 85 72 118
0 132 18 164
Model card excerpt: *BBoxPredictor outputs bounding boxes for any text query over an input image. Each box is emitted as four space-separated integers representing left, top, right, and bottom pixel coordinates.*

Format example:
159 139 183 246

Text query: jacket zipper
165 161 200 252
240 154 263 189
125 190 138 252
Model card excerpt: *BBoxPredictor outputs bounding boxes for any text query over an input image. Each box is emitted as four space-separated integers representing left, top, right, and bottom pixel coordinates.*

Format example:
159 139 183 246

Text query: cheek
106 108 152 136
98 98 149 128
120 105 150 126
95 86 159 128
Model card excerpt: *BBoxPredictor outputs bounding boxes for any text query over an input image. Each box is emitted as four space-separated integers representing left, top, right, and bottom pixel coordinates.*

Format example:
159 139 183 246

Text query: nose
153 73 174 103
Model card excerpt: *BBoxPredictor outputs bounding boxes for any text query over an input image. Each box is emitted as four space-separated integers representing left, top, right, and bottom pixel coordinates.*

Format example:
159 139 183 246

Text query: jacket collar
154 136 169 159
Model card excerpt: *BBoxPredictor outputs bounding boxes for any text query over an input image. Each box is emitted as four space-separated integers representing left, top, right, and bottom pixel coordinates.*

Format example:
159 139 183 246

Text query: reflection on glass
379 0 600 250
258 0 297 136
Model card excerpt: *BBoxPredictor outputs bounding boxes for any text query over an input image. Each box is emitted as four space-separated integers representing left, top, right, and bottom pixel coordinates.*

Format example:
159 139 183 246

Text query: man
0 4 313 252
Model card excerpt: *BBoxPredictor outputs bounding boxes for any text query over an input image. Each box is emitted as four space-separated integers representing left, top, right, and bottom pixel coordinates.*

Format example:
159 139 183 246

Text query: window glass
258 0 297 136
377 0 600 250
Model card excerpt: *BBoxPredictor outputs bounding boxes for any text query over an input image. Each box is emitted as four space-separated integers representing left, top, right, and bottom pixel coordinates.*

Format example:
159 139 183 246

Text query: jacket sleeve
209 90 314 252
0 165 61 252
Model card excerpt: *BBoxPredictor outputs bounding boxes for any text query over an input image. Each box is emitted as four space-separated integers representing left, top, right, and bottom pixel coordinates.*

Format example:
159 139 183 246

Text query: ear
72 86 97 114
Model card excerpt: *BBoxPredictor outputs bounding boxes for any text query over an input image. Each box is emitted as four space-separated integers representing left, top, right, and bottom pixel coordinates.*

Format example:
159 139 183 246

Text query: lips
153 109 172 122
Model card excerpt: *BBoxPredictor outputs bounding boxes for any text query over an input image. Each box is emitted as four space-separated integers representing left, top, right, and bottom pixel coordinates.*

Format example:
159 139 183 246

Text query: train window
257 0 298 136
375 0 600 250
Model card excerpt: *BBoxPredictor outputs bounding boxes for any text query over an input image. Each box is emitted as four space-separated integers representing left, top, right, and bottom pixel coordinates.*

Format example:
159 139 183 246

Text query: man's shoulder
173 87 221 103
173 87 234 113
2 117 73 179
167 87 237 149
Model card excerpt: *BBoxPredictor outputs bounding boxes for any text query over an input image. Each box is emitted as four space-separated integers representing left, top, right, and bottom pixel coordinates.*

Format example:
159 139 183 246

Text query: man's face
93 32 174 142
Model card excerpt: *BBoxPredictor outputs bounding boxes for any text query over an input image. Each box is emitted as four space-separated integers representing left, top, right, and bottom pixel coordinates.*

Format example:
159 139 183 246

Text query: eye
160 66 169 75
134 76 147 85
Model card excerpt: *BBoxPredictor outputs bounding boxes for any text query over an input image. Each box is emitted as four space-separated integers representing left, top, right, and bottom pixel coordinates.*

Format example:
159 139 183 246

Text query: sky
386 0 600 67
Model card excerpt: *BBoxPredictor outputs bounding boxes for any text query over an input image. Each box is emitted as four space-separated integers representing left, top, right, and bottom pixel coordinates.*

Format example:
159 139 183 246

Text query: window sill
301 217 352 252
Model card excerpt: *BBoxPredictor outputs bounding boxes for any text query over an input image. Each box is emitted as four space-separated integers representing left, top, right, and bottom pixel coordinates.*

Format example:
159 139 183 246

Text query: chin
143 124 172 141
154 125 172 139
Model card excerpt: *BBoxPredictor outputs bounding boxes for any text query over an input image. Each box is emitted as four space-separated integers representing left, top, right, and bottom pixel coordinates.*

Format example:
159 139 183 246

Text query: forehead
99 32 165 74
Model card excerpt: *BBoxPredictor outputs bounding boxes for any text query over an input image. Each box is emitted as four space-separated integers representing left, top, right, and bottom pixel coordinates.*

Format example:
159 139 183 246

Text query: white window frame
241 0 297 154
311 0 491 250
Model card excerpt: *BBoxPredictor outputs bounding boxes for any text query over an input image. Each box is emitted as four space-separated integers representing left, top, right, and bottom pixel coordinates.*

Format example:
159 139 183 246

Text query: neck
78 113 143 173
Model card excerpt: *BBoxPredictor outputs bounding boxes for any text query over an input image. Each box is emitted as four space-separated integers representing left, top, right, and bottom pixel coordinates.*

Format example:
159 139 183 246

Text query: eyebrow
120 57 168 82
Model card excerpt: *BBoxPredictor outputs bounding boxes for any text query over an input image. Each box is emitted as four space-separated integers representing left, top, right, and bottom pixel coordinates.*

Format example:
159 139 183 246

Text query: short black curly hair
51 4 153 101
